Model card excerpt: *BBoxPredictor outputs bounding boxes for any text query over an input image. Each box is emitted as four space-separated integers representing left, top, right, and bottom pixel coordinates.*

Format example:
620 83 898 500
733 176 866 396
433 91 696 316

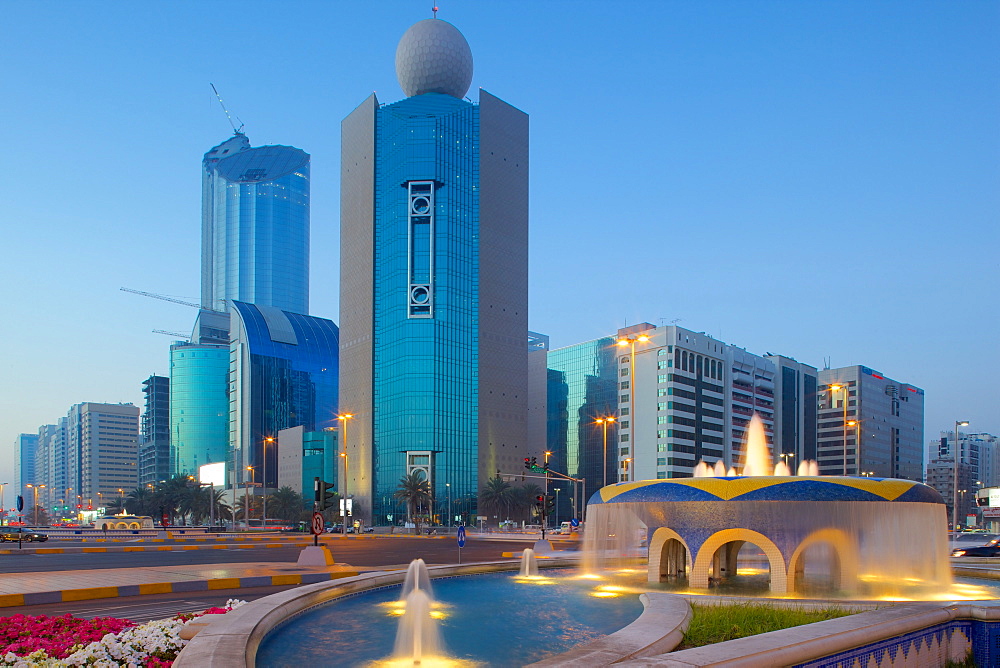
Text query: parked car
952 542 1000 557
0 527 48 542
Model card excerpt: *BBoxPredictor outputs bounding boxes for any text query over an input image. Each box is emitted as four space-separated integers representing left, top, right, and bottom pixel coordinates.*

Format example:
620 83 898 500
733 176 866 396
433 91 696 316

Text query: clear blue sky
2 1 997 484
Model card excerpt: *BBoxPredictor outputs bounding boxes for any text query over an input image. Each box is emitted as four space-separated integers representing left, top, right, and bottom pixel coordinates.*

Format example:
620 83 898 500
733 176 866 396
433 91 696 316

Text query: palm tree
516 483 545 523
125 487 159 518
479 476 518 525
394 471 432 534
268 486 304 521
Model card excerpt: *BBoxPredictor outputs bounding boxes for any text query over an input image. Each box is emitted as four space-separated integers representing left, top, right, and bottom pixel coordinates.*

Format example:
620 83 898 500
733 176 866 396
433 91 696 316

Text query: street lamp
446 483 451 528
829 384 850 475
616 333 651 482
553 488 561 526
954 420 970 531
779 452 795 472
245 466 255 528
340 452 349 534
262 436 274 525
337 414 354 517
0 482 7 526
595 417 616 488
25 484 45 525
846 419 863 476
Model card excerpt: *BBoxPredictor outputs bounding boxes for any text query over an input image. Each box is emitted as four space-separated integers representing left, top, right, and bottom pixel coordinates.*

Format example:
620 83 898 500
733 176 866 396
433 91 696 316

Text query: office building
229 301 339 493
201 133 310 315
926 431 996 525
169 342 230 478
64 402 140 513
817 366 924 480
277 425 339 498
340 18 529 524
766 355 819 465
35 419 67 512
138 375 170 486
548 323 781 484
14 434 37 497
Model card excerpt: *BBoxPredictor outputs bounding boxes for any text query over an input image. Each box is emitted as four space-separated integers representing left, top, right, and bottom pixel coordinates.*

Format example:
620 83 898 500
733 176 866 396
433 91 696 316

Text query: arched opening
647 528 690 583
691 528 789 594
788 528 859 595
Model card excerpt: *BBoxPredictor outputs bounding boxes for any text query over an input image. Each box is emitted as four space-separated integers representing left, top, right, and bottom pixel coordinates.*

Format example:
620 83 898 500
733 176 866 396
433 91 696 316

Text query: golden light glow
590 591 619 598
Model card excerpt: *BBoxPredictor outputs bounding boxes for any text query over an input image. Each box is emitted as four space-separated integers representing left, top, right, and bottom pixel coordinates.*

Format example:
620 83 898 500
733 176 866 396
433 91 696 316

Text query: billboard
199 462 226 487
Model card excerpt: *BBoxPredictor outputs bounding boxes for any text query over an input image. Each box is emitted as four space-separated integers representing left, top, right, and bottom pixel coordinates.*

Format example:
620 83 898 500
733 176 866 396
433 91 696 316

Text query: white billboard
200 462 226 487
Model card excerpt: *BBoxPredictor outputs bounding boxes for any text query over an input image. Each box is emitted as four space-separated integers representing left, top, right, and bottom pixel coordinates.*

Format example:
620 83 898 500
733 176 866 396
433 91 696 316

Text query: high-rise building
817 366 924 480
277 425 339 499
340 18 529 524
766 355 819 465
14 434 37 497
201 134 310 315
926 431 996 525
548 323 787 484
169 342 229 478
35 419 67 512
139 375 170 486
64 403 140 514
229 301 339 492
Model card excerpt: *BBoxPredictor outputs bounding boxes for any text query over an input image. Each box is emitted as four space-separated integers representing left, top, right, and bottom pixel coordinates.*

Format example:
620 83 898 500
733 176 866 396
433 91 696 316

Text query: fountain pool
255 568 643 667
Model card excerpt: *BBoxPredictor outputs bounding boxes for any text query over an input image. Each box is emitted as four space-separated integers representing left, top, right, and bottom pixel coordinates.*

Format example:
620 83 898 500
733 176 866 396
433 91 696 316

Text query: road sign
570 518 580 527
311 512 325 535
16 496 23 512
457 525 466 548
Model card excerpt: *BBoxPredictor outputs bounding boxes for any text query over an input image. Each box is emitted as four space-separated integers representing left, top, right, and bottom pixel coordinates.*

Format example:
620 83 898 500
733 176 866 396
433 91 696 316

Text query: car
0 528 48 542
952 543 1000 557
949 532 999 551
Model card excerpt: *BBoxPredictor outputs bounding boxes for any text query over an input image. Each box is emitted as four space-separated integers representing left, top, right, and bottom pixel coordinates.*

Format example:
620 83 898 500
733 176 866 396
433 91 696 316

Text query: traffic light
545 495 555 514
535 495 545 512
542 460 550 471
314 477 337 511
524 457 531 470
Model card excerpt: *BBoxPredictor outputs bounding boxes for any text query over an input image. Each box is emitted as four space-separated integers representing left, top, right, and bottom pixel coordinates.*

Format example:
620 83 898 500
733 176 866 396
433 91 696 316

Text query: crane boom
211 83 244 135
120 287 200 308
152 329 190 339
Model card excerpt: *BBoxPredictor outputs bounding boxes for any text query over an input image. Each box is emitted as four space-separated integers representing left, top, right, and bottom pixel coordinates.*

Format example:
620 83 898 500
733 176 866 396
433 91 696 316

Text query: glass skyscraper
201 133 310 315
229 301 339 491
340 19 529 525
169 342 230 478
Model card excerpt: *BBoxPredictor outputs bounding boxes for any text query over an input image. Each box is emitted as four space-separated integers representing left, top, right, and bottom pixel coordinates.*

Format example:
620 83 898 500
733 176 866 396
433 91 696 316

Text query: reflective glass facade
169 343 230 478
371 94 480 524
546 338 619 497
229 301 339 490
202 134 310 314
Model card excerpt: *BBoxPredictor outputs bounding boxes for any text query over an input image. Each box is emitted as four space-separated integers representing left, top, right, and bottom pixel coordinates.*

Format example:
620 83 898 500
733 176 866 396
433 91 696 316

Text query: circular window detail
411 196 431 215
410 286 430 304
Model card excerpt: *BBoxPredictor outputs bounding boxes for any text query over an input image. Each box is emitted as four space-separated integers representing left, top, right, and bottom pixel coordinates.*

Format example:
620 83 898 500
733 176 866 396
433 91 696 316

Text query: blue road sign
570 518 579 527
457 524 466 548
15 496 23 512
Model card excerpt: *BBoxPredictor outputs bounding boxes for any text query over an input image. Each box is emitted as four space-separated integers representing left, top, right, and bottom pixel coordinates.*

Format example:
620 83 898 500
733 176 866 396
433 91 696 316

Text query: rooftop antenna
432 5 439 18
210 83 244 135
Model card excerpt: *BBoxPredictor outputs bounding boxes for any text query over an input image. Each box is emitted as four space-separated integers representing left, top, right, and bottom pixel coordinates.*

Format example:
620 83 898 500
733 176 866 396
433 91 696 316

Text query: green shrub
679 602 853 649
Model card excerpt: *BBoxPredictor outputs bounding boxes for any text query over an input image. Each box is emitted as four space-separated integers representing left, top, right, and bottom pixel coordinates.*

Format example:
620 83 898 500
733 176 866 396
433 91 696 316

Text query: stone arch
647 527 691 583
788 528 859 594
690 528 789 594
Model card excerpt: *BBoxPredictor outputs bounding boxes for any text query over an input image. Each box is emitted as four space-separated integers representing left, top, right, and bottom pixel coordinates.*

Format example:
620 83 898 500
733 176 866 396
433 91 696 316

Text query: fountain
584 413 953 597
390 559 447 666
519 548 539 576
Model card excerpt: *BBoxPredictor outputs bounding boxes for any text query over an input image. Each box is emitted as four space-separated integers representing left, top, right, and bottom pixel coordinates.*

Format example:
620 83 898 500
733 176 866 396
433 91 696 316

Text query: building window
620 381 630 390
657 443 668 452
657 374 667 383
620 420 629 429
657 457 666 466
620 434 629 442
620 447 630 456
658 360 669 369
621 368 630 376
620 356 629 364
657 402 667 411
620 407 629 416
658 349 668 356
658 389 668 397
620 394 629 403
657 429 668 438
656 472 667 479
658 415 668 424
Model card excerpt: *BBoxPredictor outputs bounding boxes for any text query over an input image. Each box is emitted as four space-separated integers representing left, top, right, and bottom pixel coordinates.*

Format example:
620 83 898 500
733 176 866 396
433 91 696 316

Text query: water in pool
256 569 643 667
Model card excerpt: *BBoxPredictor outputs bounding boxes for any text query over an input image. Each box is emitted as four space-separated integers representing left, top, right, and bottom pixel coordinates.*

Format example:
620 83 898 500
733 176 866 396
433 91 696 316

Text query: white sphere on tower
395 18 474 99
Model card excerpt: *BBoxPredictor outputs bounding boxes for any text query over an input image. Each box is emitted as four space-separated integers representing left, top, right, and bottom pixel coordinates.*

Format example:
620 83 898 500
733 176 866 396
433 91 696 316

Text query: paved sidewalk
0 561 368 608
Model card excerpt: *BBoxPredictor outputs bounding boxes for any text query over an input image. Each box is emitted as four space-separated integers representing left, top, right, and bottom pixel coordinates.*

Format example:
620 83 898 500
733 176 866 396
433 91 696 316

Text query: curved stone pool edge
173 559 582 668
173 561 1000 668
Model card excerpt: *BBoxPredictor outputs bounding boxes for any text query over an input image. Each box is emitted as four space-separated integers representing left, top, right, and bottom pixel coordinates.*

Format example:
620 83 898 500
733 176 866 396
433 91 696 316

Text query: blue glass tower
229 301 339 491
340 19 529 525
201 134 310 315
170 342 230 477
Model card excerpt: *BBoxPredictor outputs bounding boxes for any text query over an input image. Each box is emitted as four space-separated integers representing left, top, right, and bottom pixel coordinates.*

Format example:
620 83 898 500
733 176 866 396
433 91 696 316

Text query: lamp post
337 414 354 522
846 419 863 476
553 488 561 526
246 466 255 528
446 483 451 528
339 452 349 534
25 484 45 525
595 417 616 489
779 452 795 473
829 384 850 475
954 420 970 531
0 482 7 526
616 333 650 482
262 436 274 526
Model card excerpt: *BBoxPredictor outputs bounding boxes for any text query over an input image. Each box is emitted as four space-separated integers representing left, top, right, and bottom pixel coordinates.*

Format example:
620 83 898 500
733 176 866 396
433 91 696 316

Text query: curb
0 569 360 608
0 542 328 555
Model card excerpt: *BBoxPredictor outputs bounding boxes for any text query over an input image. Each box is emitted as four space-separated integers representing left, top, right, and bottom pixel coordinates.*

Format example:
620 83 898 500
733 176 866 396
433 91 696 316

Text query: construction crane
211 83 244 135
152 329 190 339
120 287 200 309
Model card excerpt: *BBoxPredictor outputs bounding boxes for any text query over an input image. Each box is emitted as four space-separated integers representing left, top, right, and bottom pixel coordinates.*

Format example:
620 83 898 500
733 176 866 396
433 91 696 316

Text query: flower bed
0 599 245 667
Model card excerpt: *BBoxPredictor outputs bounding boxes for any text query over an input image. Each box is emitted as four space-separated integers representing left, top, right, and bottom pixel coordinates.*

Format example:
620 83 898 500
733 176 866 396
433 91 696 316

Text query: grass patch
678 602 854 649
